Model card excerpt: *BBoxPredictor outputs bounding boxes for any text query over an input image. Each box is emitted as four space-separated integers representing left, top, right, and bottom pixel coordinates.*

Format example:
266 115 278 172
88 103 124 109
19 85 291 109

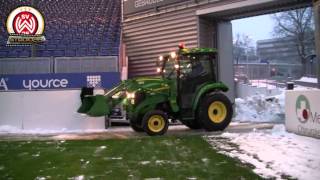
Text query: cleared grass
0 135 261 179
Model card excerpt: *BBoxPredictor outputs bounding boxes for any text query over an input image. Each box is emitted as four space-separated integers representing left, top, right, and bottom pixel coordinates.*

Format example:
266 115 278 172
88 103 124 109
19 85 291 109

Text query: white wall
0 90 105 130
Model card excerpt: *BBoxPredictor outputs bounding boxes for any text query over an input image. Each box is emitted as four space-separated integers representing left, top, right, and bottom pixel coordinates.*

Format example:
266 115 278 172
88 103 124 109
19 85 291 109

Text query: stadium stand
0 0 121 58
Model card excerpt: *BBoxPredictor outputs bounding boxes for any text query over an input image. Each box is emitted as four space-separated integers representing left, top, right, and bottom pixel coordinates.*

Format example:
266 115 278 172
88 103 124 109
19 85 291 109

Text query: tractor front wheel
198 93 233 131
130 122 144 132
129 116 144 132
142 110 169 136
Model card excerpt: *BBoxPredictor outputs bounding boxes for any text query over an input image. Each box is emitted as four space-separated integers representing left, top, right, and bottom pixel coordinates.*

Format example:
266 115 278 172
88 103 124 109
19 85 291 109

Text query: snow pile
205 125 320 180
234 92 285 123
296 76 318 84
0 125 108 135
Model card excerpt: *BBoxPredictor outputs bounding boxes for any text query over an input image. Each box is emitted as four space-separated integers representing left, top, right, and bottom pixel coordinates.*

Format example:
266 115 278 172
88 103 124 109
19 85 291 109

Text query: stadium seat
0 51 8 58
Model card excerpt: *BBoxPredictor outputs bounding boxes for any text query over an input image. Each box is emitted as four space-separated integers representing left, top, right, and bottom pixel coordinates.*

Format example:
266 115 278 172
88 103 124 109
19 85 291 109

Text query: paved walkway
0 122 275 141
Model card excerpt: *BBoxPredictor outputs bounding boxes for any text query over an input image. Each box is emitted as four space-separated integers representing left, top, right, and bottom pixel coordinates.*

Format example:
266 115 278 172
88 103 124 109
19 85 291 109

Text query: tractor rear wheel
142 110 169 136
198 93 233 131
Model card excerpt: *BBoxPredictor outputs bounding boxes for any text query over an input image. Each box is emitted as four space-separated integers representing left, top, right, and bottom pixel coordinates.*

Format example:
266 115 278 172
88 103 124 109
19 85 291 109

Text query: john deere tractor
78 45 233 136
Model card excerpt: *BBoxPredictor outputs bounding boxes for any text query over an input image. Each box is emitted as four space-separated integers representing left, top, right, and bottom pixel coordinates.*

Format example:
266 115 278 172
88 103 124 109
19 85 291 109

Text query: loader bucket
77 96 94 114
86 95 111 117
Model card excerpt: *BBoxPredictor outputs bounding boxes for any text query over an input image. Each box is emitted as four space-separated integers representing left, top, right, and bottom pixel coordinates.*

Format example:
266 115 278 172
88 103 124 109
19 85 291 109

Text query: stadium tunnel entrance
122 0 318 101
196 0 315 96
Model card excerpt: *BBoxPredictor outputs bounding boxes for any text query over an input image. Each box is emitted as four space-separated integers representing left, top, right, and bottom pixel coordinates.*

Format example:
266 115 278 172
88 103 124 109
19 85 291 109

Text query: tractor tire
130 122 144 132
142 110 169 136
129 116 144 132
198 93 233 131
184 120 202 129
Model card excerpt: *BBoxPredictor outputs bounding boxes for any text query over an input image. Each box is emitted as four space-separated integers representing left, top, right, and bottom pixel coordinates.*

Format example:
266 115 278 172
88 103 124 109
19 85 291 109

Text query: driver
188 60 204 78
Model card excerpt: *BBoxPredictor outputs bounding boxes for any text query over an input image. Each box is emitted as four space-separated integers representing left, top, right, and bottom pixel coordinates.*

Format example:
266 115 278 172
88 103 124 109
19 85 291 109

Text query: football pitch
0 135 261 179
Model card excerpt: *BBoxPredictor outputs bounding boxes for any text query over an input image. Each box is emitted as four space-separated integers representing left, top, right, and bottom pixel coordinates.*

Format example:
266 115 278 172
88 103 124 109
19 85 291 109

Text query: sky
231 14 275 46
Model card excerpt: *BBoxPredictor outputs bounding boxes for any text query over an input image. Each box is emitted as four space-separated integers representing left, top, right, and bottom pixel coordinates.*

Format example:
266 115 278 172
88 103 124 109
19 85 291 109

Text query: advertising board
285 90 320 139
0 72 120 91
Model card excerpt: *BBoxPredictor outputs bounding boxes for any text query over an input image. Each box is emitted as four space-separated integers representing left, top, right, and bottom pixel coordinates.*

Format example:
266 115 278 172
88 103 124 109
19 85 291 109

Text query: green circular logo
296 95 310 123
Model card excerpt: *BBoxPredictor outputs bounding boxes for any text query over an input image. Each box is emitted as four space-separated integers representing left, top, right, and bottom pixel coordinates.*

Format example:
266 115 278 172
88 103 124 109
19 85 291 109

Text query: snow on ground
296 76 318 84
234 91 285 123
205 124 320 180
0 125 108 135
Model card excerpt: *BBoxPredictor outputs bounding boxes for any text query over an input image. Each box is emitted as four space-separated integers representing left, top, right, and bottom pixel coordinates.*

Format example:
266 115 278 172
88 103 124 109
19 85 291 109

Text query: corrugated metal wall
198 17 215 48
123 0 312 77
123 7 199 77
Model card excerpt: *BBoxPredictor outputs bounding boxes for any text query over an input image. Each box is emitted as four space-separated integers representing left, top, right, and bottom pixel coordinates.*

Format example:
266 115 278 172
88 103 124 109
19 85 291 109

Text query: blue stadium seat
65 49 76 57
53 50 65 57
88 49 99 56
76 48 88 57
20 50 31 57
0 51 8 58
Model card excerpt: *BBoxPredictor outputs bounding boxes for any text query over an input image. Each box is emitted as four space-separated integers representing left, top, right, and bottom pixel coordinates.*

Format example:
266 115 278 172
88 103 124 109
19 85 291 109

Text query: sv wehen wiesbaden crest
6 6 46 45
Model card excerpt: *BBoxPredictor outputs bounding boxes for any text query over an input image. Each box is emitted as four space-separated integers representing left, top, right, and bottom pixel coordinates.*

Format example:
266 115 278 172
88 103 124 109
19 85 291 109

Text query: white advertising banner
285 90 320 139
0 90 105 131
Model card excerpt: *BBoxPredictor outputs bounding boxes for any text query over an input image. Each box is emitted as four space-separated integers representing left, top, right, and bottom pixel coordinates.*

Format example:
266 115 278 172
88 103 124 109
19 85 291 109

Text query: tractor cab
157 46 220 121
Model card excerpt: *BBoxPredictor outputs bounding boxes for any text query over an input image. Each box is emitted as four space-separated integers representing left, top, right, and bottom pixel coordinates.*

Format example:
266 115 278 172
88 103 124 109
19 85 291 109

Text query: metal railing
0 56 118 74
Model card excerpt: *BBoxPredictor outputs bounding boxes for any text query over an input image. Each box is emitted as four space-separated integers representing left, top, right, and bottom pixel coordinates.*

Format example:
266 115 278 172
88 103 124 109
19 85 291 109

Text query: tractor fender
191 82 229 112
131 94 169 120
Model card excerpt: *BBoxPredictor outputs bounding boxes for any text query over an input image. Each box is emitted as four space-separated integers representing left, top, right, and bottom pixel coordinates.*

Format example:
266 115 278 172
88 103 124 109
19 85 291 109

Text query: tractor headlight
126 92 135 99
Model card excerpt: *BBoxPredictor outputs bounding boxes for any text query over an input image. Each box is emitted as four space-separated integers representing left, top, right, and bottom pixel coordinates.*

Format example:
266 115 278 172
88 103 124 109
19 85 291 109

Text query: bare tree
272 7 315 75
233 33 252 64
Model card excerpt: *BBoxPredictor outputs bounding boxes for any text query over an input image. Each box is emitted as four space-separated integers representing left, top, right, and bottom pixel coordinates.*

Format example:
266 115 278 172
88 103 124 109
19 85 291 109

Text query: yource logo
23 79 68 90
0 78 8 91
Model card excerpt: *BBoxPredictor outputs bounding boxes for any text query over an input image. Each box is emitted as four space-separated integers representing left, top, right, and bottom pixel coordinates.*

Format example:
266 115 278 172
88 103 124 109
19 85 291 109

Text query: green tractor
78 45 233 136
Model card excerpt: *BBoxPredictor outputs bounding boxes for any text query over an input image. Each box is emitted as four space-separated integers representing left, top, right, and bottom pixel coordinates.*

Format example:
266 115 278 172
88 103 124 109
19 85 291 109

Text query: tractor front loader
78 45 233 136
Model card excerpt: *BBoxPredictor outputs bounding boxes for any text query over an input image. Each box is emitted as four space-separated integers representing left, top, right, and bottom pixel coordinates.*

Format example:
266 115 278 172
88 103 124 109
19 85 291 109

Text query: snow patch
32 152 40 157
68 175 85 180
103 157 123 160
35 177 46 180
94 146 107 155
296 76 318 83
205 125 320 180
186 177 197 180
0 125 108 135
234 92 285 123
139 161 151 165
154 160 181 166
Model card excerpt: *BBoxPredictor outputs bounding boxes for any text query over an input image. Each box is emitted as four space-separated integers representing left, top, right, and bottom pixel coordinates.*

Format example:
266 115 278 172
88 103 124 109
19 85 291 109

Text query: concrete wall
0 90 105 130
217 21 235 102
